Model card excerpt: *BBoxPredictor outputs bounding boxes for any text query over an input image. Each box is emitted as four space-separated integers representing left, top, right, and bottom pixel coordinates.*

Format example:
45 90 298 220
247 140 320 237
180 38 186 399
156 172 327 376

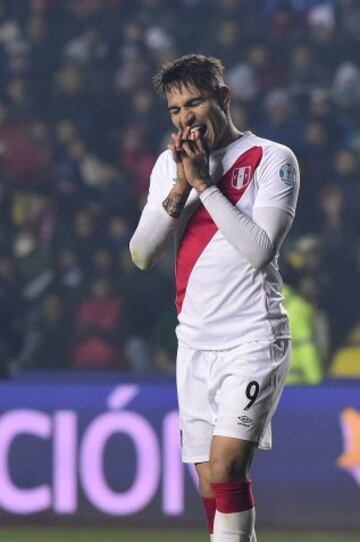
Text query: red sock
202 497 216 534
211 480 255 513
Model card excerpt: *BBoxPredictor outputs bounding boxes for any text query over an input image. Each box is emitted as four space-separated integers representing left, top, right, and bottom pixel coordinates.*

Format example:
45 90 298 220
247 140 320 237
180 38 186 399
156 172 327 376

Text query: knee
196 463 214 498
210 455 247 483
198 476 213 498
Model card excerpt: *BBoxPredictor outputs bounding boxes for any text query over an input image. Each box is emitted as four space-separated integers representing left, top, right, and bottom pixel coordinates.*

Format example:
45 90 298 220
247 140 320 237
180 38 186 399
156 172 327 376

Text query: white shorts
176 339 291 463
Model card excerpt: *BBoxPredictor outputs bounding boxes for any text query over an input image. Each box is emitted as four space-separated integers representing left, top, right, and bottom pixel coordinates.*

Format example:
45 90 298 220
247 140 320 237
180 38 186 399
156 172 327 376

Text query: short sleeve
147 149 176 210
253 143 300 218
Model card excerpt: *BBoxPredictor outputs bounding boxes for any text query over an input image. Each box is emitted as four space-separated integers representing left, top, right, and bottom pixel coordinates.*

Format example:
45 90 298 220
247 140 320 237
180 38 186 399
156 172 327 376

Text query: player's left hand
180 126 211 194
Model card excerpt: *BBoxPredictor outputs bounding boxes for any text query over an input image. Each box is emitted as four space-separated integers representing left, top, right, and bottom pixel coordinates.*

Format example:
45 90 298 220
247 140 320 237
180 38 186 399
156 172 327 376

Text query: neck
215 118 243 150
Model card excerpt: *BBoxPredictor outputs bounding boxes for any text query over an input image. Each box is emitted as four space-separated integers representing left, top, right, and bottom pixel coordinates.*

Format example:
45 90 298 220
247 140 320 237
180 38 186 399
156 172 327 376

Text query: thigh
176 344 214 463
211 340 290 447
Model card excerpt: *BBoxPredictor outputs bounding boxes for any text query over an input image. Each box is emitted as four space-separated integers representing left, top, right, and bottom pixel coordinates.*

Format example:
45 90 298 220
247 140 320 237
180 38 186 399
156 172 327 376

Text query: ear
217 86 231 110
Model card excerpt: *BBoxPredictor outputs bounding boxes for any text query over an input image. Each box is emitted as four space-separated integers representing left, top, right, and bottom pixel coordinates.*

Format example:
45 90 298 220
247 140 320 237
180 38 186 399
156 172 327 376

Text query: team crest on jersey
231 166 252 189
279 162 296 186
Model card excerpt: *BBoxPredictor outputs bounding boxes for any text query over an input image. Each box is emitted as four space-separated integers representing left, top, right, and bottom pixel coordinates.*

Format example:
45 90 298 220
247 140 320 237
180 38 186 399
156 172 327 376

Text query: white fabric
177 339 291 462
130 131 300 349
214 508 255 542
129 206 176 270
199 186 293 269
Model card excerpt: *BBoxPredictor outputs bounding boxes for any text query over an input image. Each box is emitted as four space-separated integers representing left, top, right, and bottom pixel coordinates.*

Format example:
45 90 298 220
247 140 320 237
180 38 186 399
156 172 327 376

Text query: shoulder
250 134 298 165
228 132 299 169
152 148 173 172
151 149 175 182
251 135 300 200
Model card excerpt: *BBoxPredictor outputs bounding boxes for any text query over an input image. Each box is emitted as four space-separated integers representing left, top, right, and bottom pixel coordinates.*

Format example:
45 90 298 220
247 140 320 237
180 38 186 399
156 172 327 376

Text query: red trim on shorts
175 146 263 314
212 479 255 513
202 497 216 534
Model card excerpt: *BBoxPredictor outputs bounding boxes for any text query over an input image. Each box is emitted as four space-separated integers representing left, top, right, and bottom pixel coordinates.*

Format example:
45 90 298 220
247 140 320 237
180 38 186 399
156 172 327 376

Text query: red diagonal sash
175 146 262 314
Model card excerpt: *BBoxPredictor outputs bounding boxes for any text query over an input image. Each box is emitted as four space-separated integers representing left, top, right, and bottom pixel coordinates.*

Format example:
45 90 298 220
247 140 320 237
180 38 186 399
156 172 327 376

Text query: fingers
171 128 192 157
168 143 182 163
171 127 207 158
193 128 208 154
171 130 183 152
181 139 195 157
172 127 190 147
185 126 203 155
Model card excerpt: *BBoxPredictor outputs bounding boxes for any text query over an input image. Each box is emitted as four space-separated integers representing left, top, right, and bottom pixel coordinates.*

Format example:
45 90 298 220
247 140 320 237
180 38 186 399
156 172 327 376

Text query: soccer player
129 54 300 542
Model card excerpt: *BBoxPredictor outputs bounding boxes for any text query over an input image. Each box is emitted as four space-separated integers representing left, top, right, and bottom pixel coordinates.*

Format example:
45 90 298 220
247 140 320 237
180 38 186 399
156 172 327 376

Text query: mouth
190 124 207 137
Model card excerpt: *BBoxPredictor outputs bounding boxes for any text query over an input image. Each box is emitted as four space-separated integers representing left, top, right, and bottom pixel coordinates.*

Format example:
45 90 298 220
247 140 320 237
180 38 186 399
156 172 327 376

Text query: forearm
162 183 191 218
130 181 191 270
129 205 176 270
199 186 292 269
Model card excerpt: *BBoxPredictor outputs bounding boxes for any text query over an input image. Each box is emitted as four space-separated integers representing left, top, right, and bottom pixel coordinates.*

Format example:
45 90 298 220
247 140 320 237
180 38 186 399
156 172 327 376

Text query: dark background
0 0 359 379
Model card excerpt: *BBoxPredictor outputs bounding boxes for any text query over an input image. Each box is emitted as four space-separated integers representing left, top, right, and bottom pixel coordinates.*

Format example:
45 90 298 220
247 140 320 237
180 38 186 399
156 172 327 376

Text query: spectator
283 283 325 385
259 88 304 152
0 0 357 376
72 275 129 370
13 292 72 372
0 254 24 377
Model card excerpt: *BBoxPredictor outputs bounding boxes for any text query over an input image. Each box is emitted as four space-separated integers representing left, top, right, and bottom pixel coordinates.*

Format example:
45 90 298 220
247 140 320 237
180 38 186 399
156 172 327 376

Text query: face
166 83 229 151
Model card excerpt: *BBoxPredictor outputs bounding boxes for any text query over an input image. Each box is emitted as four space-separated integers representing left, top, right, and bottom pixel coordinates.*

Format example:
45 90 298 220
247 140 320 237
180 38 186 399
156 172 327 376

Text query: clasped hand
168 126 211 194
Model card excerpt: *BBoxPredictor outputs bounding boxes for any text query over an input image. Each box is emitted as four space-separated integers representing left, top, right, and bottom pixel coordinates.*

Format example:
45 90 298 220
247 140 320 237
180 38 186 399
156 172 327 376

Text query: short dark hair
153 54 226 96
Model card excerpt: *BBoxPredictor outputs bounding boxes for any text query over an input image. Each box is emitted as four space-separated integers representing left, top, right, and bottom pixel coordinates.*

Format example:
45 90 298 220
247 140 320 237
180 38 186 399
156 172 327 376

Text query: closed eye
168 97 204 116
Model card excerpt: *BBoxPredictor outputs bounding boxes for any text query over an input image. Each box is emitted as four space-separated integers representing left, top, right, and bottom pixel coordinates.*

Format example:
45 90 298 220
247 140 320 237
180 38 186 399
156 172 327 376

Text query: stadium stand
0 0 359 377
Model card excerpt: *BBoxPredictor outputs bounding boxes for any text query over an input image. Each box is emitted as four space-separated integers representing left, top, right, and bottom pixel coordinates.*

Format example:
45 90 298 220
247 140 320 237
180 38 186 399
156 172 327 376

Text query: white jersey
144 131 300 349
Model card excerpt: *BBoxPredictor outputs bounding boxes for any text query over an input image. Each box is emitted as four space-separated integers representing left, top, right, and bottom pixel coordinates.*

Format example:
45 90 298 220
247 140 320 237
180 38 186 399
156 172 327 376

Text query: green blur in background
0 528 358 542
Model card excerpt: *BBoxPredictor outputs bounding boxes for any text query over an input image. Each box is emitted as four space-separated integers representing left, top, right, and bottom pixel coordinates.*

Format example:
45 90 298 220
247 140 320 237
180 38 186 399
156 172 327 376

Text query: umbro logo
237 415 253 427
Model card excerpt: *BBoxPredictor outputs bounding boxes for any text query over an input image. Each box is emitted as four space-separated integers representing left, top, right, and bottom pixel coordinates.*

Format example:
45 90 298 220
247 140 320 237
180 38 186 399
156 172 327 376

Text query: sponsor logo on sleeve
279 162 296 186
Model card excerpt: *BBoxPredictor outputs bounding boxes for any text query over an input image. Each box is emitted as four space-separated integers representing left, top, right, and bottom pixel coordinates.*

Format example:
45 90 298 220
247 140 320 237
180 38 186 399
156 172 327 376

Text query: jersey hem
181 453 210 464
213 429 272 451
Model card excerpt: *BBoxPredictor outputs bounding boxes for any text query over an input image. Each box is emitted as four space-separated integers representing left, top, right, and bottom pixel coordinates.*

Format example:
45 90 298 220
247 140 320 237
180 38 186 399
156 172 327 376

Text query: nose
180 109 195 129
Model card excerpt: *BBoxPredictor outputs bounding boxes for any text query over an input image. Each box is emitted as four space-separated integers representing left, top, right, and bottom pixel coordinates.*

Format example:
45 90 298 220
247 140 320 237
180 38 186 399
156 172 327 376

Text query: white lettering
162 410 183 514
80 386 160 514
53 411 78 513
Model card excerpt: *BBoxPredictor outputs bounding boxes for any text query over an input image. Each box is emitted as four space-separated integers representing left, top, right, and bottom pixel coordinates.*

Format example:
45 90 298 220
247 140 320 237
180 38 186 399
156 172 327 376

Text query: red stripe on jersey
175 146 263 314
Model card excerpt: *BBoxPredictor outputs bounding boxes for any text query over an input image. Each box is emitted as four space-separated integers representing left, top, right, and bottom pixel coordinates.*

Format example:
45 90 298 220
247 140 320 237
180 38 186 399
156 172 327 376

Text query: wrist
162 185 190 218
173 183 191 196
193 179 211 194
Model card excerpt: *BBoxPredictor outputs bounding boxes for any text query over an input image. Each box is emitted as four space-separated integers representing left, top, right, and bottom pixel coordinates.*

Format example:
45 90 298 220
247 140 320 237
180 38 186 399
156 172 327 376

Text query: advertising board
0 377 358 528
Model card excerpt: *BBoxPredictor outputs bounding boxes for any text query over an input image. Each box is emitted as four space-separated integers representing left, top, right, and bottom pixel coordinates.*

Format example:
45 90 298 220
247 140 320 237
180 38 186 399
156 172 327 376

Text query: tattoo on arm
162 190 188 218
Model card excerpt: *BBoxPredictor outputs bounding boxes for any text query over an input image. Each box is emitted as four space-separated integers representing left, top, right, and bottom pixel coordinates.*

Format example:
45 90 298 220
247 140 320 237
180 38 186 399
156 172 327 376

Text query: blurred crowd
0 0 359 378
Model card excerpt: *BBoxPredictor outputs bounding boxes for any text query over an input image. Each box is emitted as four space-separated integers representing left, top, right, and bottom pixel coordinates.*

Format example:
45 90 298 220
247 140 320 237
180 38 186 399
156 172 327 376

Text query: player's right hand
168 129 190 194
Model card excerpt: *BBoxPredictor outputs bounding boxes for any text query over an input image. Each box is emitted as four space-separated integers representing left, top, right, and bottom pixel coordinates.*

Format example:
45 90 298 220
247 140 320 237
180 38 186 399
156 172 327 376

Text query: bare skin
162 128 191 217
196 437 258 498
163 83 254 497
163 83 242 215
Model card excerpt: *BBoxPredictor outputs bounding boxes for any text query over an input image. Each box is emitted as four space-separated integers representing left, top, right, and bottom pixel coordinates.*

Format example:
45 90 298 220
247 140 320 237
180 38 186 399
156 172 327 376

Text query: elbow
132 256 151 271
129 240 154 271
129 249 152 271
129 240 152 271
251 258 267 271
250 247 276 270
